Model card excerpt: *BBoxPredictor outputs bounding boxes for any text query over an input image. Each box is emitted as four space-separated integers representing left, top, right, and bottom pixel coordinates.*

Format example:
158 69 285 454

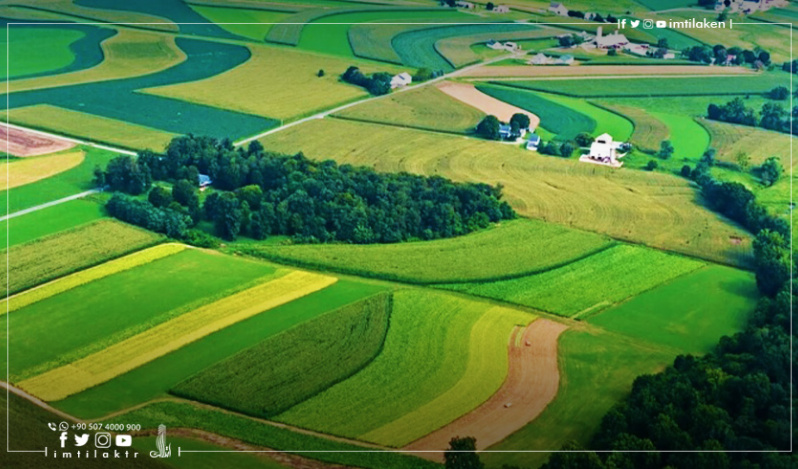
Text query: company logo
59 432 68 448
116 435 133 447
74 434 90 447
95 432 112 449
630 19 640 28
150 424 171 459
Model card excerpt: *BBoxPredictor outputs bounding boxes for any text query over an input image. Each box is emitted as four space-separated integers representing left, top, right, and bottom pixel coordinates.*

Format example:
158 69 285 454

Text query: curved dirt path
403 318 568 462
436 82 540 131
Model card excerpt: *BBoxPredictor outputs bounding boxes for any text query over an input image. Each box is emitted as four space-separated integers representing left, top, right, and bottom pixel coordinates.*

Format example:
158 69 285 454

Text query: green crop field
144 44 403 122
4 27 84 79
435 27 562 68
191 5 290 41
483 328 677 469
258 118 753 266
0 198 105 248
542 92 634 141
1 219 161 297
700 118 794 169
442 244 705 317
589 266 758 354
498 74 789 98
241 218 614 283
8 29 185 93
55 280 385 418
5 248 276 381
276 290 533 446
648 111 710 160
172 292 391 418
594 102 669 153
3 105 178 152
349 22 465 64
333 85 485 133
476 84 596 140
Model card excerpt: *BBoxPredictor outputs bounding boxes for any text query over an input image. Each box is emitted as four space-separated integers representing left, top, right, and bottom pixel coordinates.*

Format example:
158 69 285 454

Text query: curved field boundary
18 270 338 402
698 117 794 169
265 8 378 45
404 319 568 461
8 2 179 32
361 306 535 447
438 82 540 130
0 122 76 156
2 243 185 315
461 64 757 79
0 151 83 191
592 102 669 154
435 28 563 69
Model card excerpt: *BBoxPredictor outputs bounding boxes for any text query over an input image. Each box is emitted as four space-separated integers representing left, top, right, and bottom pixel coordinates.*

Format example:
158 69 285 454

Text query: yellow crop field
19 270 337 401
3 243 186 315
0 151 84 190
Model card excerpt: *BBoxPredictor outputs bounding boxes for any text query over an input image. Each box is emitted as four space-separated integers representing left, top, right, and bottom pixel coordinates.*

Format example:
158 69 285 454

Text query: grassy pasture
700 118 794 169
589 266 758 354
5 247 274 381
443 245 705 317
13 0 179 31
115 401 439 469
476 84 595 139
4 27 83 79
497 73 791 98
434 27 562 68
333 85 485 133
143 45 400 122
240 218 614 283
0 150 84 191
55 280 385 418
3 105 178 152
276 289 533 446
594 102 669 154
191 5 289 41
0 198 105 247
258 118 753 266
541 92 634 141
8 29 186 93
1 219 161 297
649 111 710 160
172 292 391 418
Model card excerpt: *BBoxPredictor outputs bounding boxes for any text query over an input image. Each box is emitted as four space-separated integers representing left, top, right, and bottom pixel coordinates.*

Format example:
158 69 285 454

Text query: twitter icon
74 433 90 447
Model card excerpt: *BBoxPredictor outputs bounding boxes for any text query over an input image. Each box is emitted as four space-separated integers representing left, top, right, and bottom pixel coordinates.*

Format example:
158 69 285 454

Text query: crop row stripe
18 270 338 402
2 243 186 315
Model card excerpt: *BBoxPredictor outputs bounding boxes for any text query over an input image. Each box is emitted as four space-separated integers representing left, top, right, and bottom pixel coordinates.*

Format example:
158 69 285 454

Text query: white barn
594 27 628 49
549 2 569 16
580 133 627 167
390 72 412 89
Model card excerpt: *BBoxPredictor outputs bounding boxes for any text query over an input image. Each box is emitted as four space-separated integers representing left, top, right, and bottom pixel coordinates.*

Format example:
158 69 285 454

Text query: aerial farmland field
0 3 790 469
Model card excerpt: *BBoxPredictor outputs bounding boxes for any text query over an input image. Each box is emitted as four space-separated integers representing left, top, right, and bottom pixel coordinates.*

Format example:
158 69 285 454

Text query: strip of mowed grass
589 265 758 354
172 292 391 418
143 45 401 122
0 150 84 191
0 219 161 297
476 84 595 140
442 245 705 317
541 92 633 141
593 102 668 153
114 401 439 469
0 146 115 214
5 247 276 382
482 329 677 469
191 5 289 42
8 29 186 93
333 85 485 133
54 280 386 418
649 111 709 160
500 74 790 98
242 219 614 283
257 118 753 266
0 198 105 248
700 118 794 169
3 105 178 152
276 290 533 446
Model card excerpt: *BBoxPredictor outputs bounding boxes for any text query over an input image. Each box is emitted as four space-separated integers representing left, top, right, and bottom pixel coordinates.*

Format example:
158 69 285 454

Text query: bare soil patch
403 318 568 461
461 65 756 79
0 125 76 157
437 82 540 130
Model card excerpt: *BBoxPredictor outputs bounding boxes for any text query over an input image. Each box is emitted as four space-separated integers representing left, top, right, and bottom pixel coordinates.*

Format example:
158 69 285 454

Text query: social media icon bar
95 432 112 449
642 19 654 29
74 433 90 447
58 421 69 431
116 434 133 447
59 432 68 448
656 20 667 28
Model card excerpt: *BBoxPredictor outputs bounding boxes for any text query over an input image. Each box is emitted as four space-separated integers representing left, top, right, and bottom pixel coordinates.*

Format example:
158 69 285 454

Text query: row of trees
683 44 770 67
475 113 530 140
707 97 797 135
342 66 391 96
99 135 516 243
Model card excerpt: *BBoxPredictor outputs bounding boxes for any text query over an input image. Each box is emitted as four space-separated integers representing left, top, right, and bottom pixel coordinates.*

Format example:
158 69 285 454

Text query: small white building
549 2 569 16
580 133 627 167
493 5 510 13
390 72 412 89
455 0 475 9
526 133 541 151
486 40 519 52
528 52 551 65
556 54 574 65
594 26 628 49
623 43 649 56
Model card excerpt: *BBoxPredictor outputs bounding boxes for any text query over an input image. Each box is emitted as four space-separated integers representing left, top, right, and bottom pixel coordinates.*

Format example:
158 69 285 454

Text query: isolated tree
768 85 789 100
680 164 692 178
476 115 501 140
607 48 617 56
700 148 716 167
574 132 593 147
486 1 494 10
445 437 483 469
645 160 659 171
148 186 172 208
509 113 530 131
657 140 674 159
317 69 325 77
758 156 783 187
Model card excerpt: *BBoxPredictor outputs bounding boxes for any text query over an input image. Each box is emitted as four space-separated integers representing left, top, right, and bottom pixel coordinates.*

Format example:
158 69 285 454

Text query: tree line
707 97 796 135
95 135 516 244
683 44 770 67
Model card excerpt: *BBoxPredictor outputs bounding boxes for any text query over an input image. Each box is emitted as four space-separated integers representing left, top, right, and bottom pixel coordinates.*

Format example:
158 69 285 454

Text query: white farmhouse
493 5 510 13
580 133 627 167
527 52 551 65
526 133 541 151
594 26 628 49
390 72 412 89
549 2 569 16
456 0 475 9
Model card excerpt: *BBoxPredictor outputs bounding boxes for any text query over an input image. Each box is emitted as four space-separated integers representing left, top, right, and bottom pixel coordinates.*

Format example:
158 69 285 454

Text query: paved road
0 190 99 222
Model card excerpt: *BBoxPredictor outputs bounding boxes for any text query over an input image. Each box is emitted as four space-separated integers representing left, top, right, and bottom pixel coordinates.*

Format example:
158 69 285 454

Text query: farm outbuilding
580 133 627 167
594 27 628 49
391 72 413 89
549 2 569 16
